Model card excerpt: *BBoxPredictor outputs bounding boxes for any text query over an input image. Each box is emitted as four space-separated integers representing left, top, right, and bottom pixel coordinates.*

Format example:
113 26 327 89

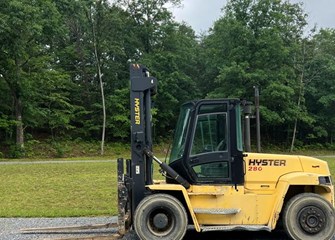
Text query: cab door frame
183 99 244 186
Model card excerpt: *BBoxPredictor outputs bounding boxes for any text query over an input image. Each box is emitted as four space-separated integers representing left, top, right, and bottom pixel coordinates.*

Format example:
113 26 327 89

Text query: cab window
191 113 227 156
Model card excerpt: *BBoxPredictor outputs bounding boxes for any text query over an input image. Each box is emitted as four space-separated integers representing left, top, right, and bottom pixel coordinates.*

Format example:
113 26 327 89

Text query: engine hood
298 155 330 175
244 153 331 191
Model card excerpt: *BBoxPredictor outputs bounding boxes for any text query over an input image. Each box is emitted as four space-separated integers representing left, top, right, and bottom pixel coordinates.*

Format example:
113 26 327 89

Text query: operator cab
168 99 244 186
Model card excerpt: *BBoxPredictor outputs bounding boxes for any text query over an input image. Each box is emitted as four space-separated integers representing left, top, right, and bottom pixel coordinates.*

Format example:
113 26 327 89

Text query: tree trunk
290 41 309 152
15 96 24 149
97 52 106 156
14 57 25 150
90 2 106 155
290 117 298 152
290 71 304 152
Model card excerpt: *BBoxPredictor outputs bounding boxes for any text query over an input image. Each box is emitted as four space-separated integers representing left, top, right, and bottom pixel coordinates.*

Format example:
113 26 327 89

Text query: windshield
169 103 192 163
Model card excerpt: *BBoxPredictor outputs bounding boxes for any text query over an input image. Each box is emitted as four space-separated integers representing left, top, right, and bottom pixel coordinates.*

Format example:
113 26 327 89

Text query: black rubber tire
283 193 335 240
134 193 187 240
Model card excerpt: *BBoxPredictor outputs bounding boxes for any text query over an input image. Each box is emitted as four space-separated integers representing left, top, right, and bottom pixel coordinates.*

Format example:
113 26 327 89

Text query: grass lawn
323 157 335 182
0 156 333 218
0 162 117 217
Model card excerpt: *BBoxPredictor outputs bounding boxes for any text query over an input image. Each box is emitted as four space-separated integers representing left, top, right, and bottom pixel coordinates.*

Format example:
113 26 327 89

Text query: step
201 225 271 232
193 208 240 215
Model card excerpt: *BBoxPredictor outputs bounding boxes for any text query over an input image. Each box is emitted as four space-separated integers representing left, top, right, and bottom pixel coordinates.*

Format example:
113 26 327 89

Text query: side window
191 113 227 156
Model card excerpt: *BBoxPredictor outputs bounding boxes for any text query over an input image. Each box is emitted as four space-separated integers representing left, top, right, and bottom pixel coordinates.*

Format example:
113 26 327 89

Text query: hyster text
249 159 286 166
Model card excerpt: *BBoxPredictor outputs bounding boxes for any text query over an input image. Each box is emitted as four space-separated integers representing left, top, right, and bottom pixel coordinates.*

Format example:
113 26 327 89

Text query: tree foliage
304 29 335 143
0 0 67 150
0 0 335 156
201 0 313 146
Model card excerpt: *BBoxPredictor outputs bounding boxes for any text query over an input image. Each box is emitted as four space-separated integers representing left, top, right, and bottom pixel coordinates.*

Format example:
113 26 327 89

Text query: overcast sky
171 0 335 34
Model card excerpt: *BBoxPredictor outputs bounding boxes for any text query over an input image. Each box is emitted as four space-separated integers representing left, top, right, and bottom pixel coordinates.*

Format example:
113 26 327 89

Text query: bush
25 140 40 158
52 142 71 158
324 143 335 151
8 145 26 158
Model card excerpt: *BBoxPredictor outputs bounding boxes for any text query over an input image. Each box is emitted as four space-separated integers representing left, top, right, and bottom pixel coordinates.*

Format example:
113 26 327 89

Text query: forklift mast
129 64 157 214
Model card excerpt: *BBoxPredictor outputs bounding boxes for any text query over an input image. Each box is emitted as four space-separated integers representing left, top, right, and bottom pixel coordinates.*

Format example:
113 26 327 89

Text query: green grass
320 157 335 182
0 155 333 218
0 156 125 163
0 162 117 217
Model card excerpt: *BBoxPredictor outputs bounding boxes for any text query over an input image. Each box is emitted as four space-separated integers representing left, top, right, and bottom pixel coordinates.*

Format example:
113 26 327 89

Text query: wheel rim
147 208 174 236
298 205 326 234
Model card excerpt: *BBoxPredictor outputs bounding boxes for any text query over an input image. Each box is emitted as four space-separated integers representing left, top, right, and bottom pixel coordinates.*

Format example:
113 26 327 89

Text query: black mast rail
129 64 157 215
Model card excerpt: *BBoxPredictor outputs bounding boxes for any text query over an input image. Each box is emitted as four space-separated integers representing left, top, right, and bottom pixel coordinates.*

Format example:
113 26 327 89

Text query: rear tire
283 193 335 240
134 193 187 240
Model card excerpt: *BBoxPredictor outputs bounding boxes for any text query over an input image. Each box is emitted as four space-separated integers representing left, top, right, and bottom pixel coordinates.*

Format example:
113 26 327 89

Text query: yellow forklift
118 64 335 240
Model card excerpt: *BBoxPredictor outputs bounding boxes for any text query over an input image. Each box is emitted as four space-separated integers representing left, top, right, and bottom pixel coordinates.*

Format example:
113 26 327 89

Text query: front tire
283 193 335 240
134 193 187 240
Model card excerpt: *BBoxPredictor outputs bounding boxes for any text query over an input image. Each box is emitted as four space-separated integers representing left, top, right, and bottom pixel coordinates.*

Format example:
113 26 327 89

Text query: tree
23 70 75 138
201 0 309 145
0 0 66 152
0 78 15 142
54 0 134 143
140 23 201 136
86 0 107 155
117 0 181 54
118 0 201 138
304 29 335 144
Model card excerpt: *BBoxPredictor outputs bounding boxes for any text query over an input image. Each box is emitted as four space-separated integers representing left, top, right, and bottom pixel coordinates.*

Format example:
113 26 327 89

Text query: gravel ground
0 217 119 240
0 217 289 240
0 217 291 240
1 217 334 240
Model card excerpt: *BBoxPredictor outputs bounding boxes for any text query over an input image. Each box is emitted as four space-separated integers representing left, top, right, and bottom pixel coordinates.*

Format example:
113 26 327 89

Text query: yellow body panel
244 153 304 191
148 153 334 232
188 186 274 225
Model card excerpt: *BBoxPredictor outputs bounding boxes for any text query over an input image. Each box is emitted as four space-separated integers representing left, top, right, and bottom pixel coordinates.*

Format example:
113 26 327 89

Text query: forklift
118 64 335 240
